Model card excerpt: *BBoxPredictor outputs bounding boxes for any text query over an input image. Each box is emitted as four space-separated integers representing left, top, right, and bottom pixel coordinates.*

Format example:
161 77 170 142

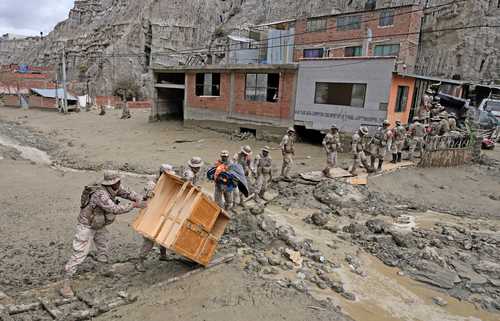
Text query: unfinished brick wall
126 100 152 109
186 72 230 112
3 95 21 107
233 71 295 120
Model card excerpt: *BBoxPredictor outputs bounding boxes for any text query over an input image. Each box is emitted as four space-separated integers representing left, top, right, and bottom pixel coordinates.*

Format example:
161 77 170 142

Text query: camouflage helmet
287 127 296 133
359 126 369 136
160 164 175 175
413 116 420 122
262 146 270 153
102 170 122 186
382 119 390 127
395 120 402 125
241 145 252 155
220 150 230 157
449 112 457 119
331 124 338 130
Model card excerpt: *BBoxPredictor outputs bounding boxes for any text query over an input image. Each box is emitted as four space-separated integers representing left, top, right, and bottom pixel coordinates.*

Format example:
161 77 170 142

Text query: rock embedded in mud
313 180 367 208
365 219 388 234
331 282 345 294
391 231 416 248
341 292 356 301
432 296 448 306
250 205 265 215
308 212 330 227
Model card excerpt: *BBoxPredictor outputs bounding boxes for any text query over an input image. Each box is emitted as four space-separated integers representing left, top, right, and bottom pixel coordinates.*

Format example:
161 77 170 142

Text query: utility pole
62 47 69 113
55 66 59 110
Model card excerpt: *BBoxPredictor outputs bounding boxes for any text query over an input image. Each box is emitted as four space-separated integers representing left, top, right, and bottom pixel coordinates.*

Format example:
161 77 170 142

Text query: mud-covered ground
1 107 499 321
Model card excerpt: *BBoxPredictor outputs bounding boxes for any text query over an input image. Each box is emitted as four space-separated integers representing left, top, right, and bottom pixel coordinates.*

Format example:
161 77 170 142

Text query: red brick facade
126 100 153 109
186 72 230 112
293 5 422 72
185 69 296 122
28 96 57 109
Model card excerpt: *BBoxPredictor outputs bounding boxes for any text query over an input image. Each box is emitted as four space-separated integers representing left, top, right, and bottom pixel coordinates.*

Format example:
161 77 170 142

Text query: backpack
80 183 105 209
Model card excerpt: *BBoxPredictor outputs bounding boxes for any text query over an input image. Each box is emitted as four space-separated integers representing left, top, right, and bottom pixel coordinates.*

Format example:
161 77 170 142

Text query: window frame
245 73 280 103
344 46 363 57
306 17 328 33
314 82 367 108
379 10 395 27
195 72 221 97
336 15 361 31
373 44 400 57
395 85 409 113
303 48 325 58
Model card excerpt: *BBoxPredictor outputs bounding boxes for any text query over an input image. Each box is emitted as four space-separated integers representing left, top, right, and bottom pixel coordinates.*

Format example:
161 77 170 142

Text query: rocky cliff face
0 0 498 97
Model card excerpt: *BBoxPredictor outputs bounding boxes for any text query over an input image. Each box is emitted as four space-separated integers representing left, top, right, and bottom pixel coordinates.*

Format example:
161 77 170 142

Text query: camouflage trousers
351 151 369 173
255 173 271 198
409 137 425 159
325 151 338 169
64 223 110 278
390 140 405 154
139 237 167 259
214 183 233 210
281 153 294 178
370 144 387 160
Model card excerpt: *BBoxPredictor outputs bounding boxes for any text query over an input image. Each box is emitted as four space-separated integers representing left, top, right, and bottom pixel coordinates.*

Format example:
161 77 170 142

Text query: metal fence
419 134 473 168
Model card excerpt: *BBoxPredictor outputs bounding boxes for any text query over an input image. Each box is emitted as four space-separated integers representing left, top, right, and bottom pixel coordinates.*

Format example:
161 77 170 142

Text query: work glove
133 201 148 209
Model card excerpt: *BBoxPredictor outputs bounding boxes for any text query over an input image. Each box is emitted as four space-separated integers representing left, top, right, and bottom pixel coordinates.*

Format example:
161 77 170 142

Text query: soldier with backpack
60 170 145 298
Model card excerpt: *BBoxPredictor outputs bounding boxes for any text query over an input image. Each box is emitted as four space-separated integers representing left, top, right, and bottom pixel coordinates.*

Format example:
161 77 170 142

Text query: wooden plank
346 173 368 185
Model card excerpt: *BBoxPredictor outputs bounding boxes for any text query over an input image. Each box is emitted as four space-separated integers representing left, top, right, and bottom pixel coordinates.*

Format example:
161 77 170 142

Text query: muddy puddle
262 205 499 321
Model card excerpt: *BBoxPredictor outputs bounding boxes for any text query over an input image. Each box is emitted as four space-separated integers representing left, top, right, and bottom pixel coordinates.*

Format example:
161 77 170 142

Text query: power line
64 0 468 60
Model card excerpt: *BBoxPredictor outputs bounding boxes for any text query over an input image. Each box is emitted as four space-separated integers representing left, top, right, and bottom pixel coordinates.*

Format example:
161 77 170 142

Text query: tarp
207 163 249 197
30 88 78 101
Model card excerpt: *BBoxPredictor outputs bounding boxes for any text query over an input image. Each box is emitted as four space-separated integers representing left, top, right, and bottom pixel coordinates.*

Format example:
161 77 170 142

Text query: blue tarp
30 88 78 101
207 163 249 197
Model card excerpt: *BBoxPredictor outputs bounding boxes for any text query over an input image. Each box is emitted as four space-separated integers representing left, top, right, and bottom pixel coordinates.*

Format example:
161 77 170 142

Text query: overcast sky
0 0 74 36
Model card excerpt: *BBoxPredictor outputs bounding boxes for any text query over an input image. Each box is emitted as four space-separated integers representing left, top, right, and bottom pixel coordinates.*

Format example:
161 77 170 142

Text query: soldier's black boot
377 160 383 171
397 152 402 163
370 156 376 169
391 154 397 164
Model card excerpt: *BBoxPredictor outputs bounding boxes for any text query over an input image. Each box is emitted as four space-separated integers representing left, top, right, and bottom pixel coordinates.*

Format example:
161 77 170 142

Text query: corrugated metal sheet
30 88 78 101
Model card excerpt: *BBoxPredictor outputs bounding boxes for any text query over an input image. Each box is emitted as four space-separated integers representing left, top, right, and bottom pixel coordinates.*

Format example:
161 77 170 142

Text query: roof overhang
153 64 298 73
397 72 468 85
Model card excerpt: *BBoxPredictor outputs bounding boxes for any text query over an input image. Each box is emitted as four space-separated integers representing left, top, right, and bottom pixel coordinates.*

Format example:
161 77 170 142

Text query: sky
0 0 74 37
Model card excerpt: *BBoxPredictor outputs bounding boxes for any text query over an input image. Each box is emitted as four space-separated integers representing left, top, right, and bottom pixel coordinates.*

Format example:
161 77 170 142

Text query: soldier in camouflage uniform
213 150 233 210
391 120 406 163
439 112 451 136
254 146 273 200
369 120 392 171
280 127 296 181
61 171 144 297
233 146 253 205
182 157 204 186
448 113 458 132
409 117 426 160
350 126 373 176
136 164 176 272
322 124 342 177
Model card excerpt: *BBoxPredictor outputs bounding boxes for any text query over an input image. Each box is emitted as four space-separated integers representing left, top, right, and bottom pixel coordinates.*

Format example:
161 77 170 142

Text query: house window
395 86 409 113
379 10 394 27
306 17 327 32
336 15 361 31
303 48 325 58
314 82 366 107
245 73 280 102
195 73 220 96
374 44 400 56
344 46 362 57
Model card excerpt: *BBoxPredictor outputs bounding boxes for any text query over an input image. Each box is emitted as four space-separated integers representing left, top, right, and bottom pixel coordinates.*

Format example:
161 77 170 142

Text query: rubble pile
346 220 500 312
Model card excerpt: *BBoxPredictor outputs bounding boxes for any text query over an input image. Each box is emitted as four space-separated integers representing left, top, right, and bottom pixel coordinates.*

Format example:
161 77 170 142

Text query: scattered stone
290 280 307 293
285 249 303 266
432 296 448 306
250 205 265 215
267 256 281 266
331 282 345 294
310 212 330 227
366 219 387 234
391 232 415 248
341 292 356 301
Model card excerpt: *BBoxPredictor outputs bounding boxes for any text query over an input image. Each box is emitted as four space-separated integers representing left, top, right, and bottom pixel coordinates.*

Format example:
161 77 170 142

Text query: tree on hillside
113 78 141 101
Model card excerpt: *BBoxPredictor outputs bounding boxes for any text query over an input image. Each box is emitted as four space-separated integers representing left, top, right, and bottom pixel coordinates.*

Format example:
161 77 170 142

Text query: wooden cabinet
132 173 230 266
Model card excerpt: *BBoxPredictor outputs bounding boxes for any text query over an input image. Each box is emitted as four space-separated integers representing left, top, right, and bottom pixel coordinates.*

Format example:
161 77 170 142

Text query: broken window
336 15 361 31
303 48 325 58
379 10 395 27
314 83 366 107
395 86 409 113
374 44 400 57
245 73 280 102
344 46 362 57
306 17 328 32
195 73 220 96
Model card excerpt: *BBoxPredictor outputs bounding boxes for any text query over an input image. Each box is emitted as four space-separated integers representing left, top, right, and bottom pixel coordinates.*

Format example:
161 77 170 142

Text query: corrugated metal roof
30 88 78 101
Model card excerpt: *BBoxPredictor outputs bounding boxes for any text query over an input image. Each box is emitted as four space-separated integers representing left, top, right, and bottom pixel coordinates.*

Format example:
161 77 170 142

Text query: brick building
293 4 422 73
152 65 297 139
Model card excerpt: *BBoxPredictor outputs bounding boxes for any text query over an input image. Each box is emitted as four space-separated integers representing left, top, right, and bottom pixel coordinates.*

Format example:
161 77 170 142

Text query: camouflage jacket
182 168 200 186
323 132 341 153
372 127 393 147
393 125 406 142
410 122 426 138
233 152 253 176
78 186 140 229
254 153 273 176
280 134 295 154
439 119 450 135
352 133 368 155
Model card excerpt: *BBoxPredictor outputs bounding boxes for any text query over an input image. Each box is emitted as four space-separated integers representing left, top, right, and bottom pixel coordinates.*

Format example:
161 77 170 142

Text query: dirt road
1 107 499 321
